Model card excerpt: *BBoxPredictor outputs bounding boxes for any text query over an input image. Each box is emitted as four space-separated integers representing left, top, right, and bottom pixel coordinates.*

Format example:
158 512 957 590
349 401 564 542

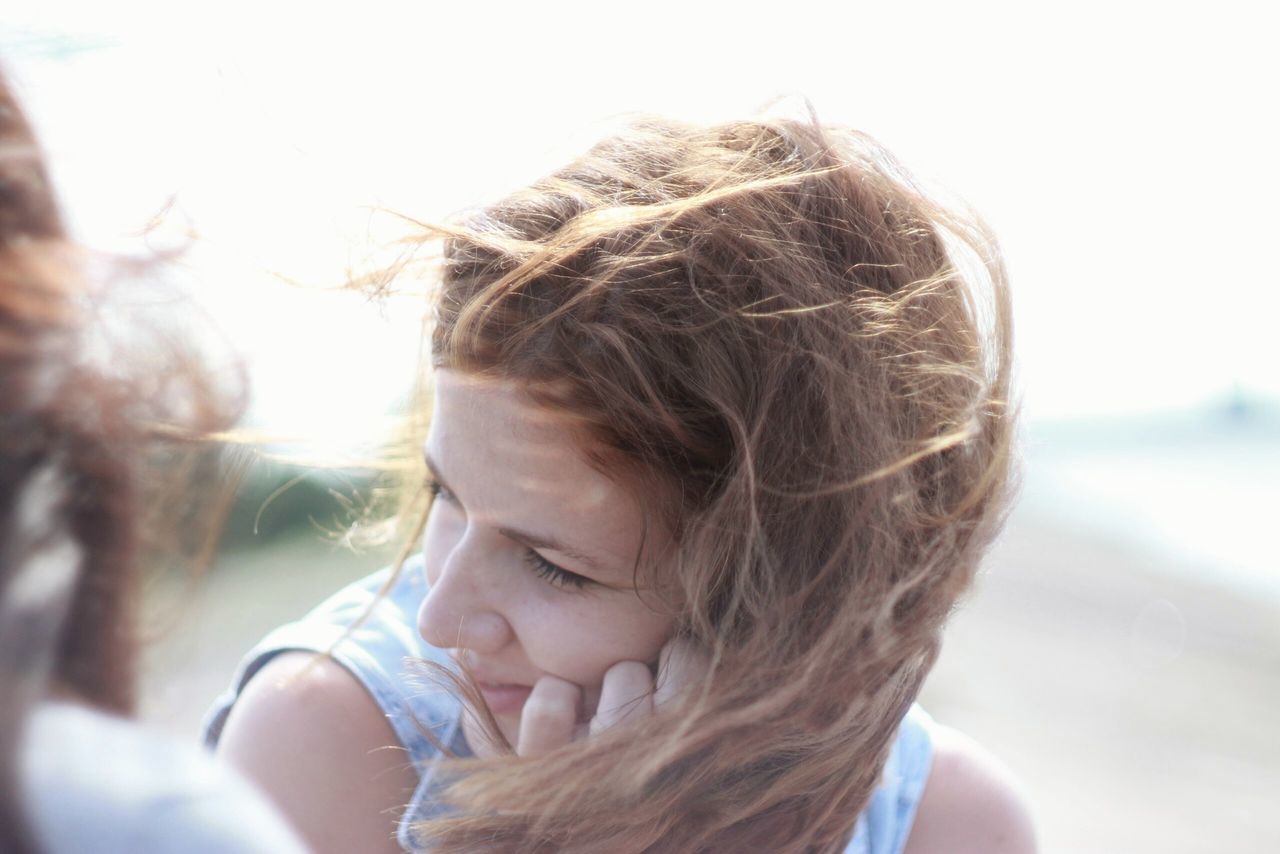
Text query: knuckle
523 678 580 728
605 660 652 687
522 697 571 724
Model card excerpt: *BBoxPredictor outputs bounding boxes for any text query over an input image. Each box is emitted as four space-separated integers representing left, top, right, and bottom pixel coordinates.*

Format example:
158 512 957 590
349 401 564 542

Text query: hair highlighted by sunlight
381 105 1016 852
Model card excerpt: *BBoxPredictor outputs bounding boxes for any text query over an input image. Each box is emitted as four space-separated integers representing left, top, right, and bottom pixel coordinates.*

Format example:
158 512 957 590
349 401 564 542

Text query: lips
475 681 534 715
458 653 585 718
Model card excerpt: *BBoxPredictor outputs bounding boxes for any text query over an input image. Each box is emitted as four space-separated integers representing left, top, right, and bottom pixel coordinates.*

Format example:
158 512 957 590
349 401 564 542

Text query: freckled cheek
512 602 673 689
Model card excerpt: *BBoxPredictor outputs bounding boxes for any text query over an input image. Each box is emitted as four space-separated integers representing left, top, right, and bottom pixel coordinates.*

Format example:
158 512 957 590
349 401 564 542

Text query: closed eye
426 478 592 592
521 549 590 590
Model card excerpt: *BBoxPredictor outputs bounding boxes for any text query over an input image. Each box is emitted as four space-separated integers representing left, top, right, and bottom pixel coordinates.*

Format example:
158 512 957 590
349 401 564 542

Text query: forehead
426 370 669 574
428 370 610 504
432 370 580 442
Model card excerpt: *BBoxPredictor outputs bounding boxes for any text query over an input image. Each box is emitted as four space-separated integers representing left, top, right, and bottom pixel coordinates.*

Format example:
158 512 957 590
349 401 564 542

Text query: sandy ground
920 509 1280 853
140 506 1280 854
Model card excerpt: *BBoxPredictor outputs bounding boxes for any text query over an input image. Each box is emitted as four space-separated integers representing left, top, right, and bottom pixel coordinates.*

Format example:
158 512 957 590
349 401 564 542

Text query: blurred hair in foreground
0 66 245 852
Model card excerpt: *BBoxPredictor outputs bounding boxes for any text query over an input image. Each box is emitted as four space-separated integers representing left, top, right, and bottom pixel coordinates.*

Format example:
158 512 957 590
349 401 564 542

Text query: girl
0 69 305 853
209 108 1036 853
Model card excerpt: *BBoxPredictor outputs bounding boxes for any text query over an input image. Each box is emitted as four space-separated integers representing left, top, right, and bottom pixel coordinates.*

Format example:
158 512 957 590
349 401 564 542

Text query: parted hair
382 105 1016 852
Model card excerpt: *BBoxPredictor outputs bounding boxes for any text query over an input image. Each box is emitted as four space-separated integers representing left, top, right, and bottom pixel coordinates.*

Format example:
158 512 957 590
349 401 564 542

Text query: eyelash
425 478 590 591
521 549 589 590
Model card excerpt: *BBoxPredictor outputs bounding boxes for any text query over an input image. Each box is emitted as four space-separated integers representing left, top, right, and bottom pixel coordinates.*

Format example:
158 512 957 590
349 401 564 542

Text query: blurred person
209 107 1036 853
0 69 306 853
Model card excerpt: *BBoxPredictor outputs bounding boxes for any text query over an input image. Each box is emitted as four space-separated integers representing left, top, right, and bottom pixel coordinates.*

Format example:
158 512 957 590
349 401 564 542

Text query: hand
515 637 709 757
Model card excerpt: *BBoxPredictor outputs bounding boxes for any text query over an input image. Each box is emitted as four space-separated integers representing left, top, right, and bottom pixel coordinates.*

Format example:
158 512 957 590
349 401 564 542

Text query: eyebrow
424 451 611 576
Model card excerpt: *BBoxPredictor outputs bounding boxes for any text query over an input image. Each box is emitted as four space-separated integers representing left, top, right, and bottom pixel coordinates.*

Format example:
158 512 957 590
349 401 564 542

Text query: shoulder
21 702 306 854
902 723 1038 854
216 651 419 854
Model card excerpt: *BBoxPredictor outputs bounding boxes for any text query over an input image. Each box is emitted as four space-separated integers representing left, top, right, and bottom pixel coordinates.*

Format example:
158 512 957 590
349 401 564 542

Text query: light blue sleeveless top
204 554 934 854
22 702 307 854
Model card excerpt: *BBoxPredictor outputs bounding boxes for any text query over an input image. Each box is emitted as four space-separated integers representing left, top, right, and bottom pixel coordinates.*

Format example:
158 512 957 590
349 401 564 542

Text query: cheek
514 598 674 687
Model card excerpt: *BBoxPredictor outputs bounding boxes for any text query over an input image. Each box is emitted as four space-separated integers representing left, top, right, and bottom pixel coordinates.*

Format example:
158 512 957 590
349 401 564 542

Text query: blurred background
4 3 1277 851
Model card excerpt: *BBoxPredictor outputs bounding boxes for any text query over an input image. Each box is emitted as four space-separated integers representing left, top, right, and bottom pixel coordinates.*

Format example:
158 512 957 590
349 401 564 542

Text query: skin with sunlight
417 369 702 755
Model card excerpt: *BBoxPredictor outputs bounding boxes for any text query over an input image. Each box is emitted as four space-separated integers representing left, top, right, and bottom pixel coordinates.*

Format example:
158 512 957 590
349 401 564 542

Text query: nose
418 536 514 654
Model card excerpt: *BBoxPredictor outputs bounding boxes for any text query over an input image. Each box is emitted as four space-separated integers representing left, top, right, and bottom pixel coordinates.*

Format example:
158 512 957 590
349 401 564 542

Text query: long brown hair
0 68 242 852
377 105 1016 852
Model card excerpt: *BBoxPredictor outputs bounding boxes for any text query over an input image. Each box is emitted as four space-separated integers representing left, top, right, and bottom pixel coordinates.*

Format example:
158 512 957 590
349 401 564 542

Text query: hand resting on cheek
515 638 709 757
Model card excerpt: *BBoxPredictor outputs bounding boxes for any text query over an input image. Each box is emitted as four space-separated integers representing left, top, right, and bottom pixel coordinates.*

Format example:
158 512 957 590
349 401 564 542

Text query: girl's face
418 369 677 750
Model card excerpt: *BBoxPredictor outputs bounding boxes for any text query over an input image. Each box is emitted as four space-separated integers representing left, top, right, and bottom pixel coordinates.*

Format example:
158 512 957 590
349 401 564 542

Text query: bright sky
4 1 1277 448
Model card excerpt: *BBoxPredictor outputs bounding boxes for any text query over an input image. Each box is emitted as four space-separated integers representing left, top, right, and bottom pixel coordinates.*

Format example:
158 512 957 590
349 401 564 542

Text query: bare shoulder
902 723 1038 854
216 651 418 854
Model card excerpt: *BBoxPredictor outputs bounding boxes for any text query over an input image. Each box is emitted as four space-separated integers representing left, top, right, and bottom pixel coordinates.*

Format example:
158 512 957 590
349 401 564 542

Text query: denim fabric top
21 701 307 854
204 553 934 854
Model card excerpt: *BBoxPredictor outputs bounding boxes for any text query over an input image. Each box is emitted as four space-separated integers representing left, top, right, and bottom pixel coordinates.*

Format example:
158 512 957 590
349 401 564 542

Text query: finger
654 637 711 708
517 676 581 757
589 661 654 736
